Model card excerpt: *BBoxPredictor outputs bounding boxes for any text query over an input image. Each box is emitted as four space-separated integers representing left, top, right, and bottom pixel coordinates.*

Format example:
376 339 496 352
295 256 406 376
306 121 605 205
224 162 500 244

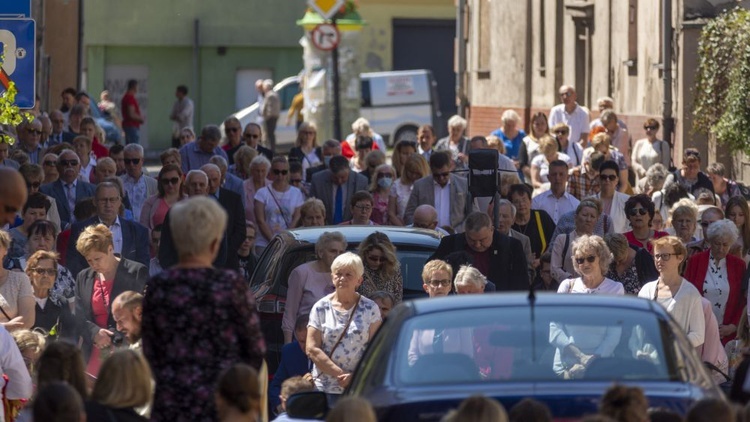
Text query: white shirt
101 216 123 254
638 279 705 347
433 179 451 228
532 190 580 224
562 141 584 167
0 325 33 402
704 254 730 323
548 103 590 145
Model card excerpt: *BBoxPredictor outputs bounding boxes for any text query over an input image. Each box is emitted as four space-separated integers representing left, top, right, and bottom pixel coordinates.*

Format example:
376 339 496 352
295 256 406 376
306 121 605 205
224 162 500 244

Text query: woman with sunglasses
551 235 623 378
369 164 396 225
391 140 417 178
288 122 323 174
255 156 304 254
25 250 76 340
637 236 704 348
139 164 184 232
623 194 668 254
357 232 403 304
594 160 630 234
631 119 670 185
685 219 746 344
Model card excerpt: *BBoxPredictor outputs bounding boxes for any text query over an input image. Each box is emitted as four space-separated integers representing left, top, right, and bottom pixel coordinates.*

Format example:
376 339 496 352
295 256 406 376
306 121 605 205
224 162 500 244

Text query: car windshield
396 305 676 385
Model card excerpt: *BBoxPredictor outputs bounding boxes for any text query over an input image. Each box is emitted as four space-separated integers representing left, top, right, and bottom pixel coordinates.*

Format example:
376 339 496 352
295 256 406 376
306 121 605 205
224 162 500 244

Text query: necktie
333 185 343 224
66 183 76 214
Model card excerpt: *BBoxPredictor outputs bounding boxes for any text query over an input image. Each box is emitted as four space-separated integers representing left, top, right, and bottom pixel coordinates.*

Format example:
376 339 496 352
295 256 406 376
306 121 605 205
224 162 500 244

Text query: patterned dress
142 268 266 422
358 264 403 303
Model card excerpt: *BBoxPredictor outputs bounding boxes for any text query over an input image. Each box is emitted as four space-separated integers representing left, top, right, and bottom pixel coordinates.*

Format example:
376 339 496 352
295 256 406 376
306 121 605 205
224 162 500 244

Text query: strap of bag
561 233 571 268
268 188 292 228
0 305 12 322
327 296 360 358
535 211 547 254
704 361 731 383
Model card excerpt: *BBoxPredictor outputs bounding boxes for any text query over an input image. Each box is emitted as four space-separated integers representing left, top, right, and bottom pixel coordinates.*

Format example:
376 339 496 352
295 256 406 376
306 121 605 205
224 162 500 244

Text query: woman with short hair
26 250 76 340
159 148 181 168
282 232 347 344
299 198 326 227
623 194 668 253
453 265 488 295
550 200 601 283
388 154 429 226
242 155 271 224
255 156 304 252
307 252 382 401
357 232 403 303
530 135 571 190
668 201 699 245
632 118 670 183
86 349 152 422
142 197 265 421
139 164 184 231
0 230 35 332
685 219 747 343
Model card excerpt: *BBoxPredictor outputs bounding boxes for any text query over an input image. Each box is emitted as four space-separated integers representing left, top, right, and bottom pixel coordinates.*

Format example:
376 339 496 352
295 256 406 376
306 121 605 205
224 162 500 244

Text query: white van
223 69 440 152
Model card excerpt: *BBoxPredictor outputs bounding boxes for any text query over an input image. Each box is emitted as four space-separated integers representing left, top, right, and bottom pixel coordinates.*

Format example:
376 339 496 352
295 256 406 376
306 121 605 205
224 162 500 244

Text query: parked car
249 226 441 372
288 293 722 421
222 69 440 152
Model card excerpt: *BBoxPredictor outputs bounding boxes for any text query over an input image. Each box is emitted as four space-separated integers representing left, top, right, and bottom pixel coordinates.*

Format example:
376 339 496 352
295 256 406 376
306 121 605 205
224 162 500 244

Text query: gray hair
447 115 467 130
645 164 668 190
331 252 364 279
262 79 274 90
454 265 487 289
315 231 347 258
322 139 341 150
600 109 618 124
707 219 739 244
185 169 208 184
170 196 228 259
464 212 492 233
501 110 520 125
201 124 222 142
250 155 271 171
495 199 517 219
570 234 613 274
123 143 144 156
209 155 228 172
351 117 372 134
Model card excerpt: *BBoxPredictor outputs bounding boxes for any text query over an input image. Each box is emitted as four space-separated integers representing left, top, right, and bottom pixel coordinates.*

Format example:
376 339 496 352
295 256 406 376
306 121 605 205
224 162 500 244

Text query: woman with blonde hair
530 134 571 190
231 145 258 180
288 121 323 173
391 140 417 178
388 154 429 226
86 349 152 422
215 363 262 422
299 198 326 227
369 163 396 225
242 155 271 224
486 135 507 155
519 112 549 181
358 232 403 303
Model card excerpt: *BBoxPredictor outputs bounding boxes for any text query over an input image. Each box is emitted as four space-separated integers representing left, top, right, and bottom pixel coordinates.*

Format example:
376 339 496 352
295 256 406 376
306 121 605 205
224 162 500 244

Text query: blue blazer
66 216 150 277
40 179 96 230
269 340 310 414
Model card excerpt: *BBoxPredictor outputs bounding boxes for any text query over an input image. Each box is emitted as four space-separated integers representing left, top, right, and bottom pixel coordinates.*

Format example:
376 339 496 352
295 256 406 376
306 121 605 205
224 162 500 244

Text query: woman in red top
623 194 667 254
684 219 747 344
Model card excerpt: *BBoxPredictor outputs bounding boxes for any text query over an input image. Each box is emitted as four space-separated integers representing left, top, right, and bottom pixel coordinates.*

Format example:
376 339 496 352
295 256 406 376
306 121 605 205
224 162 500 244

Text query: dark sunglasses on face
26 182 41 189
554 131 568 135
700 221 711 227
575 255 597 265
272 169 289 176
43 160 56 167
162 177 180 186
599 174 617 181
26 129 42 135
124 158 141 165
628 208 648 217
225 127 240 133
59 160 78 167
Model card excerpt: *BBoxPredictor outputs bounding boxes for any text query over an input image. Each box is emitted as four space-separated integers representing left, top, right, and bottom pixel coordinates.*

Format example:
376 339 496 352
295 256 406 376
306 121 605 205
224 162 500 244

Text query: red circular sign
311 24 340 51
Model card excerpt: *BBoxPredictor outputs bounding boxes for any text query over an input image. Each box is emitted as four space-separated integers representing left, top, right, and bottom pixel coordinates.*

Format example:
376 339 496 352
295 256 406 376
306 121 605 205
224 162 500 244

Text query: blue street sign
0 19 35 108
0 1 30 17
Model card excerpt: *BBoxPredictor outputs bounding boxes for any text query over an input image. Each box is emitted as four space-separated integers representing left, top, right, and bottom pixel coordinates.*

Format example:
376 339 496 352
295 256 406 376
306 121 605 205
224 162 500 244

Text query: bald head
0 168 27 226
413 204 438 230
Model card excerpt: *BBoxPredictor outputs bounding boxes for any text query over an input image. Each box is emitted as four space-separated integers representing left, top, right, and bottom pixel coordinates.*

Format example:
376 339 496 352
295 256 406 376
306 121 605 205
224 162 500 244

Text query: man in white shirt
417 125 437 159
170 85 194 148
121 144 158 221
549 85 590 148
532 160 580 224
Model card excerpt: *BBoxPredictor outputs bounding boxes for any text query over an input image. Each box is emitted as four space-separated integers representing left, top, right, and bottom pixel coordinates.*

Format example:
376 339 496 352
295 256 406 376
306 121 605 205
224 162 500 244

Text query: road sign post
0 18 35 108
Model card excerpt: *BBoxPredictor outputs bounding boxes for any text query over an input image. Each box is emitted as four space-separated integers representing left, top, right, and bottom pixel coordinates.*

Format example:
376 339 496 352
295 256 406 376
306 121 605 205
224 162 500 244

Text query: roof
280 226 443 247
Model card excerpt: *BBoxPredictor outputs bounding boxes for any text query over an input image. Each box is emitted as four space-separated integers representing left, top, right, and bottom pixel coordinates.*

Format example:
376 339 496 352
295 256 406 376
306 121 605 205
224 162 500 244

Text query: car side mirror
286 391 328 420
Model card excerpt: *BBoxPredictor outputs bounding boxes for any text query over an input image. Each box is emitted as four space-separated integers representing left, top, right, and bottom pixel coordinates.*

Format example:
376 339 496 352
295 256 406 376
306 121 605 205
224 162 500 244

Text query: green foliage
693 7 750 154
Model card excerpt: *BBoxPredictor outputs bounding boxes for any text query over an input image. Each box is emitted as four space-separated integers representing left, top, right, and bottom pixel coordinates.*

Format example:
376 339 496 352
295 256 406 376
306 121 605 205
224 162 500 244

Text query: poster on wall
104 65 149 148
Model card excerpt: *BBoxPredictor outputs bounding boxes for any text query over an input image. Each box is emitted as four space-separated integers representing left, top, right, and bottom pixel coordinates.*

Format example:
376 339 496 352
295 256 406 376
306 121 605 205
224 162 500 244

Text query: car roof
406 292 667 317
277 226 443 248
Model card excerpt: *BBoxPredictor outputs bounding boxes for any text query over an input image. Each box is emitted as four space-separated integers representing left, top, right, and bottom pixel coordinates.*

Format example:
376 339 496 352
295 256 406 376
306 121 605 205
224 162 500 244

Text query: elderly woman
243 155 271 224
25 250 76 340
530 135 571 190
436 115 471 170
74 224 148 375
0 230 35 332
142 197 265 421
306 252 382 401
42 153 60 184
255 156 304 252
369 164 396 225
623 194 668 253
631 118 671 183
231 145 258 180
299 198 326 227
519 112 548 181
726 196 750 263
391 140 417 178
685 219 747 343
282 231 346 344
178 127 196 147
551 235 624 378
358 231 403 303
638 236 705 348
668 201 699 246
159 148 181 168
388 154 429 226
490 110 526 163
605 233 658 295
343 117 385 158
139 164 184 231
585 132 629 193
550 123 583 167
288 122 322 173
550 200 600 283
639 163 668 197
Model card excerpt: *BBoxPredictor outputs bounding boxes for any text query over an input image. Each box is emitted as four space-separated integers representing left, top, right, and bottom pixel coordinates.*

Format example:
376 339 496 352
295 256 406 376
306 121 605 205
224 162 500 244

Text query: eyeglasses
59 160 78 167
162 177 180 186
290 179 303 185
225 127 240 133
124 158 141 165
428 279 451 287
272 169 289 176
243 134 260 139
433 171 450 178
355 204 372 211
684 150 700 158
627 208 648 217
377 173 393 179
367 255 386 263
43 160 56 167
575 255 597 265
700 221 711 227
654 253 678 261
26 129 42 135
30 268 57 276
26 182 41 190
644 126 658 131
97 197 120 204
599 174 617 182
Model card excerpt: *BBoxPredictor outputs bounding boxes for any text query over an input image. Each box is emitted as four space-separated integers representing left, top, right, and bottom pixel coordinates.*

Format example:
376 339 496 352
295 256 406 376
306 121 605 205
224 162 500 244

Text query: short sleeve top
0 271 33 320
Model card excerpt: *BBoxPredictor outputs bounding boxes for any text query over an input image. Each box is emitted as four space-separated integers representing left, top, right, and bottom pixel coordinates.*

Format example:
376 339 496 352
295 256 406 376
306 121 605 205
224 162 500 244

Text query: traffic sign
307 0 345 20
0 19 35 108
0 1 30 17
311 24 340 51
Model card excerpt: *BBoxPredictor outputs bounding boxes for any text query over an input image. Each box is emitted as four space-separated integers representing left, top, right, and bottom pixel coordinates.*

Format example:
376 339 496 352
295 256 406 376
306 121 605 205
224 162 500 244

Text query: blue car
333 293 723 421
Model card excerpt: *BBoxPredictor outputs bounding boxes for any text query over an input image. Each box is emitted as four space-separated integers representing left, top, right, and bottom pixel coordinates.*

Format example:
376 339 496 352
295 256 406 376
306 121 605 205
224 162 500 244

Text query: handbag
307 296 361 382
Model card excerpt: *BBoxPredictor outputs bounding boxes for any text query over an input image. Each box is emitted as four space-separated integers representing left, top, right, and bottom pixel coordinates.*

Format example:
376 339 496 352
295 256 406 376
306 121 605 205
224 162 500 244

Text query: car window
361 79 371 108
250 238 284 294
279 81 300 111
396 306 673 385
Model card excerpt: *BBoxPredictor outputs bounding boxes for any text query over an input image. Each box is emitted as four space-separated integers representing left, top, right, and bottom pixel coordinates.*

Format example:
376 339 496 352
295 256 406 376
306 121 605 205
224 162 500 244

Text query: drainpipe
456 0 467 118
193 19 200 128
77 0 83 89
662 0 674 156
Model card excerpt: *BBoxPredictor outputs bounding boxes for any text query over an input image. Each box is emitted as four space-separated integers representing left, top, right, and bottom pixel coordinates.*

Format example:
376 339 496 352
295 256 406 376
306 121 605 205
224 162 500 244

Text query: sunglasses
644 126 658 131
628 208 648 217
700 221 711 227
225 127 240 133
684 150 700 158
59 160 78 167
428 279 451 287
272 169 289 176
554 131 568 135
162 177 180 186
355 204 373 211
599 174 617 182
367 255 386 263
26 129 42 135
654 253 678 261
26 182 41 189
124 158 141 165
43 160 56 167
30 268 57 276
575 255 597 265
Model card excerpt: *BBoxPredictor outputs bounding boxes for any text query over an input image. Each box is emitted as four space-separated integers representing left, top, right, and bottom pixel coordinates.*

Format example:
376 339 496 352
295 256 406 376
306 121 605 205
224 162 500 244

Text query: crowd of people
0 81 750 421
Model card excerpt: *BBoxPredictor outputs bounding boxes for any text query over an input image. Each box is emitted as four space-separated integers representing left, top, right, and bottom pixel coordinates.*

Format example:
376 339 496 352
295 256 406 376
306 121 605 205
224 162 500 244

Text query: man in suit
429 211 529 291
306 139 341 183
121 143 158 222
404 150 477 233
495 198 536 283
202 163 246 269
309 155 368 225
40 150 96 229
66 182 150 276
209 155 245 202
48 110 66 146
230 122 273 163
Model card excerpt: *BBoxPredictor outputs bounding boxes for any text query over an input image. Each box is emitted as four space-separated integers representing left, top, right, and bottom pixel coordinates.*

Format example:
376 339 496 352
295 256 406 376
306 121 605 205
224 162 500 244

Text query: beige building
462 0 747 179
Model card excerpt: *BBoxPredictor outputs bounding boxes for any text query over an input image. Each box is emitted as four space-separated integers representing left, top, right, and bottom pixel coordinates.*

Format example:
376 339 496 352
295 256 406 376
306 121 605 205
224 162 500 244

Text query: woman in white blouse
631 119 671 184
387 154 429 226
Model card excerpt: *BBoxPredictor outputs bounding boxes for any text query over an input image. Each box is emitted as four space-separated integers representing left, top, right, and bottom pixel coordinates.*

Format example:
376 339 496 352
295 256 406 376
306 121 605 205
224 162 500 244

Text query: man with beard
112 291 144 350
